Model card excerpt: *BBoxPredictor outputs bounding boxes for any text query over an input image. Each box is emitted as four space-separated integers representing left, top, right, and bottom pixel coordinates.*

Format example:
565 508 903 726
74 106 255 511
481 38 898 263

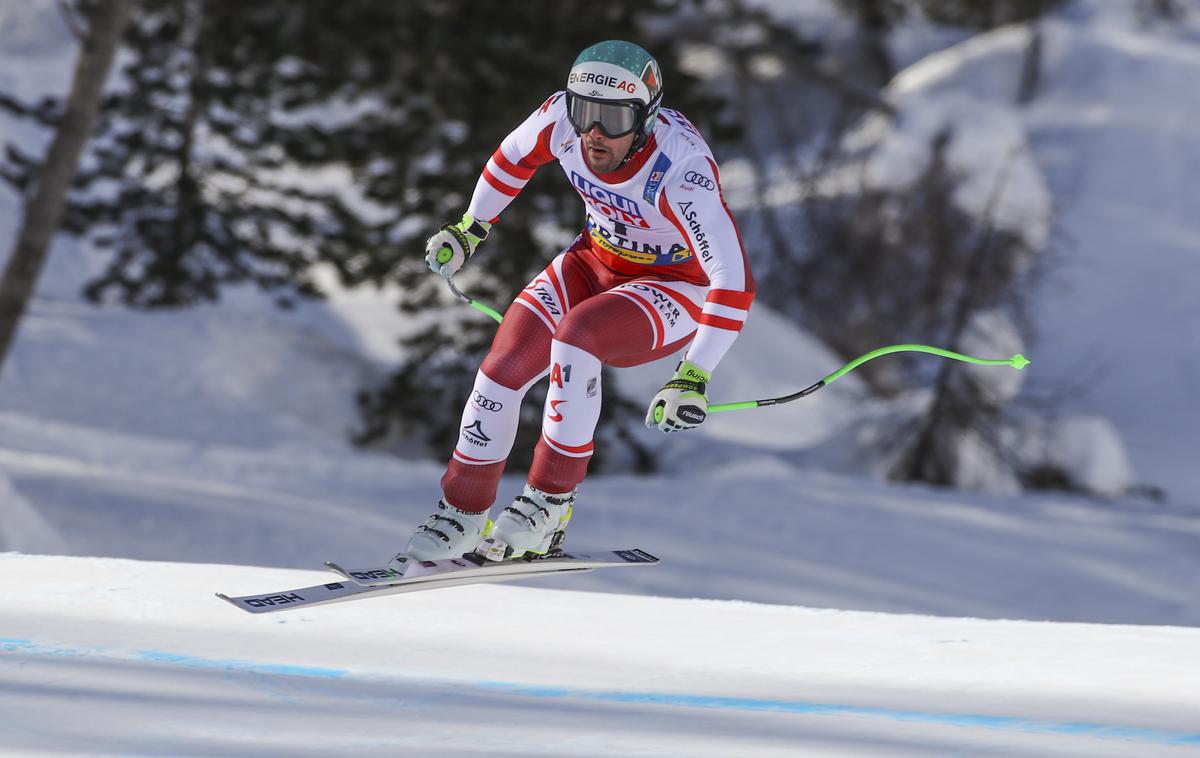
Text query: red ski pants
441 238 706 512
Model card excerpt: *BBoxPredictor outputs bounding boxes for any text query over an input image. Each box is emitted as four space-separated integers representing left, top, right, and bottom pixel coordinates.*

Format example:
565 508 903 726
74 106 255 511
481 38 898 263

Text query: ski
217 548 658 614
328 548 659 588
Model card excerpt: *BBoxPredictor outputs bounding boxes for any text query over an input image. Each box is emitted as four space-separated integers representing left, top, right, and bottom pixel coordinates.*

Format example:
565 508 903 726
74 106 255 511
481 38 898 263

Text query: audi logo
684 171 715 190
473 391 503 412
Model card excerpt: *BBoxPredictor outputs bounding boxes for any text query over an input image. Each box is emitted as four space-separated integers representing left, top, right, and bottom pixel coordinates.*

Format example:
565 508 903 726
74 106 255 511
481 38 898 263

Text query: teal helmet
565 40 663 148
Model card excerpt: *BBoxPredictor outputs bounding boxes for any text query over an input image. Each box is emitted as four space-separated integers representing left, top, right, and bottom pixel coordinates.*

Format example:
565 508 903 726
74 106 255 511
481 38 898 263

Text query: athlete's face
581 125 636 174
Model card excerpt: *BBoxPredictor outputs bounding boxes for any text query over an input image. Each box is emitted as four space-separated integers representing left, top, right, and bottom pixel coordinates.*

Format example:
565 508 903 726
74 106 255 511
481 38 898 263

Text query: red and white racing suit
443 92 755 511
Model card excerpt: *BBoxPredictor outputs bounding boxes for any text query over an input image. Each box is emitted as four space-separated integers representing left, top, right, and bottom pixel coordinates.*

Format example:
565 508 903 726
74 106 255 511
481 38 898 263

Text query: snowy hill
2 553 1198 757
4 398 1200 624
860 0 1200 499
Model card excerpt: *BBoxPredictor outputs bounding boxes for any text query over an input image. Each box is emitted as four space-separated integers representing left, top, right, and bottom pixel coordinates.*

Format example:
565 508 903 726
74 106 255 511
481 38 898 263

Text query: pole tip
1010 353 1030 370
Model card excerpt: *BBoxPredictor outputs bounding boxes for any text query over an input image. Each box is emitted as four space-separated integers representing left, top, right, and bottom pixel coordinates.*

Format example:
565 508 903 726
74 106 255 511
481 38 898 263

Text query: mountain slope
1 553 1198 757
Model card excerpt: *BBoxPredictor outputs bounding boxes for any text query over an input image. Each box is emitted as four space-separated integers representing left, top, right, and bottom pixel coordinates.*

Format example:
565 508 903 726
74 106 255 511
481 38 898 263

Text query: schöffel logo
473 391 503 412
676 200 712 261
571 172 650 229
462 420 492 447
684 171 715 191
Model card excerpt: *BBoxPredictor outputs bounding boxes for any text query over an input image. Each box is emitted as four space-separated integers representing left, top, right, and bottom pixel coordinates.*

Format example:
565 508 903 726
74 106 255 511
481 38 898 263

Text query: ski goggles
566 93 642 138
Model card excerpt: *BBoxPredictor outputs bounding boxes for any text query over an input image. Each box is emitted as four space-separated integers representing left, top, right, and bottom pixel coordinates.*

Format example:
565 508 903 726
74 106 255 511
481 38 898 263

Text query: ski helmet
565 40 663 148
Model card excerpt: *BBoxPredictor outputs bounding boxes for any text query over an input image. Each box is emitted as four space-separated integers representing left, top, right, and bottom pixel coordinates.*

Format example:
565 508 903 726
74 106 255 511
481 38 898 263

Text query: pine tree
800 131 1038 490
69 0 394 308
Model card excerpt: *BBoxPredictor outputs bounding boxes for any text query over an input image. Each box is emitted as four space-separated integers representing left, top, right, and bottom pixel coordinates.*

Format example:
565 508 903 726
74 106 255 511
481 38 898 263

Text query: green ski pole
707 345 1028 414
445 279 1029 416
446 275 504 325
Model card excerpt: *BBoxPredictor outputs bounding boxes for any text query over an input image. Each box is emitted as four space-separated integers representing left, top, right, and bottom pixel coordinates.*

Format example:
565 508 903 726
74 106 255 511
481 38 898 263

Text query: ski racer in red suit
405 40 755 562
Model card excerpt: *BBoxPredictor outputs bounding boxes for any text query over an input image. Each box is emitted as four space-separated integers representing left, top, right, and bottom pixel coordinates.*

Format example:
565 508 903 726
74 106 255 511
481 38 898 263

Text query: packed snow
2 554 1198 757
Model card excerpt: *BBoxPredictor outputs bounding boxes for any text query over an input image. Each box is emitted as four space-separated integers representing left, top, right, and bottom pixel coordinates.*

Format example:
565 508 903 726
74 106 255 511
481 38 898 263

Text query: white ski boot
477 484 575 561
404 498 493 561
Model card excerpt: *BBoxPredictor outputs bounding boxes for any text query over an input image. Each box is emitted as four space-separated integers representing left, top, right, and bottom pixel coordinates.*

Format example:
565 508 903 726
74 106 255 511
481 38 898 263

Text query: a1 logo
550 362 572 388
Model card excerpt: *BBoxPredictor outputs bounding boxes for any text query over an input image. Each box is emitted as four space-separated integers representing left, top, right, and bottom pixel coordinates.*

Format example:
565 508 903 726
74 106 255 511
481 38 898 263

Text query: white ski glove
425 212 492 279
645 359 710 433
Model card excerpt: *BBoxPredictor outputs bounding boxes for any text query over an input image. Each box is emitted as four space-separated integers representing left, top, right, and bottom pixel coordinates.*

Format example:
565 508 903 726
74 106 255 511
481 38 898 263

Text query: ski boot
404 498 493 562
476 484 575 562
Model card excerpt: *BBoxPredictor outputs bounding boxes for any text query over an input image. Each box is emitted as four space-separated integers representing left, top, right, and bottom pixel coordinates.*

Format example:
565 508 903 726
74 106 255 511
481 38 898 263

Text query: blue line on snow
476 682 1200 747
0 637 346 679
2 638 45 649
135 650 347 680
3 638 1198 746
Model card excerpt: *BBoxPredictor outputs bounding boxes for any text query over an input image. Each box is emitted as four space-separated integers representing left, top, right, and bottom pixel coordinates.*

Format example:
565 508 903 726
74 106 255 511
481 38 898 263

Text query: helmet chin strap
615 98 659 169
612 129 649 171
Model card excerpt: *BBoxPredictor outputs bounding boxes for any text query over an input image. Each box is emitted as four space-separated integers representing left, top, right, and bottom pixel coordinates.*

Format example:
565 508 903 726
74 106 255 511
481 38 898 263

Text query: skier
406 40 755 562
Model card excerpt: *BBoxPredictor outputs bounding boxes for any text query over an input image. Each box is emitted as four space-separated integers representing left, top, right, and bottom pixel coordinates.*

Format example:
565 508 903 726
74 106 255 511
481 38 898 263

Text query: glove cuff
676 359 711 385
456 212 491 245
665 360 710 395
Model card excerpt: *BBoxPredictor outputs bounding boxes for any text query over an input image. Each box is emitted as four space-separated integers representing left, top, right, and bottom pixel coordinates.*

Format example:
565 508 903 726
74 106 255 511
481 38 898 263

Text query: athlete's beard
582 131 636 174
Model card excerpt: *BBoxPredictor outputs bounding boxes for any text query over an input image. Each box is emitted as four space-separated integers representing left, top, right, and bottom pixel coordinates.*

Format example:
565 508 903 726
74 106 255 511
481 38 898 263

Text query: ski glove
425 212 491 279
646 359 711 433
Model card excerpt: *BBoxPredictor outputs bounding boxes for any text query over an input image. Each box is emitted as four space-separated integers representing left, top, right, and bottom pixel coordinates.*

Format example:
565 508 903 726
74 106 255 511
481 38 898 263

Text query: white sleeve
467 92 566 223
658 155 756 373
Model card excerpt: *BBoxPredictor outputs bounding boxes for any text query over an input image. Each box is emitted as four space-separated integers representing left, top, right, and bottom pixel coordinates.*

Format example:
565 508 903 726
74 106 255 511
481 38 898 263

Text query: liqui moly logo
571 172 651 229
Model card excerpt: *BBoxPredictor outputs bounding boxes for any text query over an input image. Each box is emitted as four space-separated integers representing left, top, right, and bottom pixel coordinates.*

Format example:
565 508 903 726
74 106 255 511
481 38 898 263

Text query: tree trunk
1016 24 1043 106
0 0 134 374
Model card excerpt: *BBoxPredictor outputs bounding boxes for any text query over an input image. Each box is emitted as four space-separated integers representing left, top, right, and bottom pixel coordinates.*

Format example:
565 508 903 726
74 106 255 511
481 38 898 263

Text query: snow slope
3 387 1200 625
2 553 1199 757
